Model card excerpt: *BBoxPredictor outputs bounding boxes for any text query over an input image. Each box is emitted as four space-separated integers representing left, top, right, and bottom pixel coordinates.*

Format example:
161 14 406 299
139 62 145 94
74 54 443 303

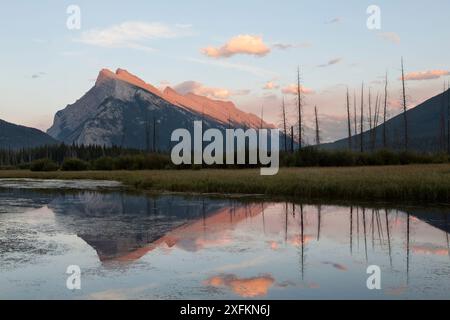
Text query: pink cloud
173 80 230 99
402 70 450 81
282 84 315 95
202 35 271 58
263 81 279 90
378 32 401 44
205 274 275 298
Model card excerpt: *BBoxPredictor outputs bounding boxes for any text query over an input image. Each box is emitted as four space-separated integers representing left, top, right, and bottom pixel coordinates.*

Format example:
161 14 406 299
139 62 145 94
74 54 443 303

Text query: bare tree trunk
401 57 408 151
372 93 380 151
360 83 364 152
370 93 377 151
282 97 288 151
260 105 264 129
447 81 450 155
315 105 320 145
346 88 352 149
153 116 157 153
440 83 446 152
354 90 358 137
368 88 372 133
383 72 388 149
145 110 150 152
297 67 303 149
291 126 294 153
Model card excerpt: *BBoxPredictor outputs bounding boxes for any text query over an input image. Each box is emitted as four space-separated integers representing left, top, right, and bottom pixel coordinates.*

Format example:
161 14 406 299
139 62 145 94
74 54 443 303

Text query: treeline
0 144 144 167
1 143 449 172
280 147 449 167
26 154 171 172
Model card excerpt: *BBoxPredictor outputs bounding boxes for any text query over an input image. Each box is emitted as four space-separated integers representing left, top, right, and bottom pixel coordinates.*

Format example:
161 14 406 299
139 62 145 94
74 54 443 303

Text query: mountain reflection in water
0 187 449 299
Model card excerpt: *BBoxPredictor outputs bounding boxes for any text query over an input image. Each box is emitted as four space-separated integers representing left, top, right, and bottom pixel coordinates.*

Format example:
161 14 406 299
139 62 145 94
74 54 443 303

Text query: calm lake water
0 179 449 300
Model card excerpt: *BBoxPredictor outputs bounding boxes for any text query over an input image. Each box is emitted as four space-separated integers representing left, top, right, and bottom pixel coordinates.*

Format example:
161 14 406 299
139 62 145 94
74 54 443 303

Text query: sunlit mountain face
0 186 449 300
46 68 277 150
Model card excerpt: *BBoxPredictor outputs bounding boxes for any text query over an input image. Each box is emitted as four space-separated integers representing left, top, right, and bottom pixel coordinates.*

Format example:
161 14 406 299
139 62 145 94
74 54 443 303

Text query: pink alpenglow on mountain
97 68 273 128
47 68 275 149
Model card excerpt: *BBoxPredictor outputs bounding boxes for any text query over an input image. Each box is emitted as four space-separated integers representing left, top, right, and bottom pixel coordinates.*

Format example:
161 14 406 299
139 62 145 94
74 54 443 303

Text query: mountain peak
90 68 273 131
95 68 116 86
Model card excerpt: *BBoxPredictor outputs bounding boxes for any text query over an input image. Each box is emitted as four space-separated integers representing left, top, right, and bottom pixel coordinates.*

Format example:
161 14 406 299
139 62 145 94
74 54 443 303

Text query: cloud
272 42 311 50
185 57 277 77
77 21 190 51
263 81 279 90
325 17 342 24
378 32 401 44
233 89 251 96
282 84 315 95
205 274 275 298
202 35 271 58
174 81 230 99
318 57 342 68
31 72 46 79
322 261 348 271
412 244 448 256
402 70 450 81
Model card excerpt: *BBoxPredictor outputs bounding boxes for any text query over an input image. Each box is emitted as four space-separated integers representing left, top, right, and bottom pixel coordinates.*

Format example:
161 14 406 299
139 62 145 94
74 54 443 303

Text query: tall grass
1 165 450 202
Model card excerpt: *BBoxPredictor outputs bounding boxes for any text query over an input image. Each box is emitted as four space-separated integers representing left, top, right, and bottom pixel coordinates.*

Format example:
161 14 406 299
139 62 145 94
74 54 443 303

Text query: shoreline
0 164 450 203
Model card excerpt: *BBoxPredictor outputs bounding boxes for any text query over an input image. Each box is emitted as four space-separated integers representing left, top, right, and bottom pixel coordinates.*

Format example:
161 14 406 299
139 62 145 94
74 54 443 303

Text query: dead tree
440 83 446 152
383 72 388 148
346 88 352 149
401 57 408 151
260 105 264 129
297 67 303 149
368 88 373 133
354 90 358 137
447 81 450 155
360 83 364 152
371 93 380 151
315 105 321 145
290 126 294 153
370 93 377 151
282 97 288 151
145 110 150 152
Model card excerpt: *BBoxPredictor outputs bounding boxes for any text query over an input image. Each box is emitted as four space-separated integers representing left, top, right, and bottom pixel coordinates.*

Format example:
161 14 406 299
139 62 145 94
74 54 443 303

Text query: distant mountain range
46 68 274 150
0 119 57 150
322 89 450 153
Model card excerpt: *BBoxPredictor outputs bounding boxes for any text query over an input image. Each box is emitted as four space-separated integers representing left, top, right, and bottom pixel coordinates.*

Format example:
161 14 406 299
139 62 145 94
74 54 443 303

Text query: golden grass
1 164 450 202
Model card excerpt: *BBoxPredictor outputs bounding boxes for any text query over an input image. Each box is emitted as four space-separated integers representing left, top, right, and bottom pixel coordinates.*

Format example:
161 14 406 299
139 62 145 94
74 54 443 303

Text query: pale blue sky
1 0 449 141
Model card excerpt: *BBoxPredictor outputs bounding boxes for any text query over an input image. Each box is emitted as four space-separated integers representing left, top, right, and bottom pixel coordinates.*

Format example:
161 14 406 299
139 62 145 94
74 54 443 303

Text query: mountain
0 119 58 150
322 89 450 153
47 68 275 150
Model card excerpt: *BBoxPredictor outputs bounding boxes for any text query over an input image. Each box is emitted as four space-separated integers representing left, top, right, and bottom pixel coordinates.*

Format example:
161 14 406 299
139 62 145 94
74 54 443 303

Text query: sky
0 0 449 142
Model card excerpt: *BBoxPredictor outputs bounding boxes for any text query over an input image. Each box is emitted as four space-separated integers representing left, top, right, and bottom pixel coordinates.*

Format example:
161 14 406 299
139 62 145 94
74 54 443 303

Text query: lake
0 179 449 300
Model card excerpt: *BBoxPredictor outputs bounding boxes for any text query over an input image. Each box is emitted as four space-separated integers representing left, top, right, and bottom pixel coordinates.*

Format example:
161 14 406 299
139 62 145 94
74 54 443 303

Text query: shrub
61 158 89 171
30 158 59 172
91 154 171 171
279 147 449 168
92 157 114 170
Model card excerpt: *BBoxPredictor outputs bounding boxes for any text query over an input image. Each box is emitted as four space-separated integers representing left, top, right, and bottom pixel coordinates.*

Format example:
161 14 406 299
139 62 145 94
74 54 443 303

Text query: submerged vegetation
0 165 449 202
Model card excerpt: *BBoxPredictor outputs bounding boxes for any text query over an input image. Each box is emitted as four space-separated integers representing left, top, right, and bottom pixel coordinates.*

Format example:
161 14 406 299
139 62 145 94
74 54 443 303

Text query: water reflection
0 185 449 299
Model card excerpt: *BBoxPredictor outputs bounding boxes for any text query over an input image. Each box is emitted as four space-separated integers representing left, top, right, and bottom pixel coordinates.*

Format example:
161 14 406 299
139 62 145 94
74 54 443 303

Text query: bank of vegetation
0 143 449 172
0 165 449 203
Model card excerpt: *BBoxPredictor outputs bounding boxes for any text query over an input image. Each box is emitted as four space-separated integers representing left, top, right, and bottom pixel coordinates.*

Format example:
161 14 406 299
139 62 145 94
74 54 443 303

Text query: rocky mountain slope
47 68 275 150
